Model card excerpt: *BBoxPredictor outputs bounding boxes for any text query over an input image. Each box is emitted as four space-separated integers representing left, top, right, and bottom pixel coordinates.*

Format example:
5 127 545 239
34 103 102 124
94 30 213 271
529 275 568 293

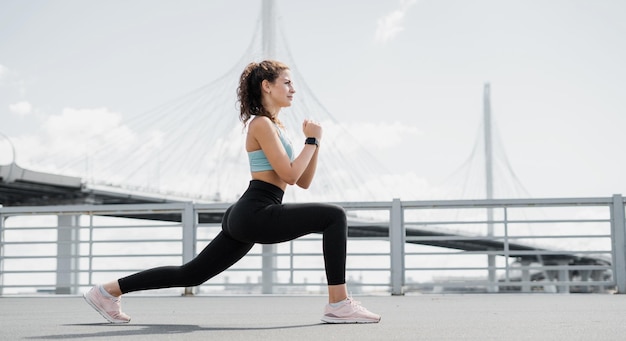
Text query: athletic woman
84 60 381 324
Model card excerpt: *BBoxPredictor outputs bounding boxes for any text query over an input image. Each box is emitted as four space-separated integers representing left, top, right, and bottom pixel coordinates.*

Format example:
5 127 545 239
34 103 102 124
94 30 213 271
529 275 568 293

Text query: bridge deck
2 294 625 340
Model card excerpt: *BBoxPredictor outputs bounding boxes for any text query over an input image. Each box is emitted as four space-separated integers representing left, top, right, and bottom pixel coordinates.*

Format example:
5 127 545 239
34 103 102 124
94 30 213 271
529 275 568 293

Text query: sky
1 0 625 201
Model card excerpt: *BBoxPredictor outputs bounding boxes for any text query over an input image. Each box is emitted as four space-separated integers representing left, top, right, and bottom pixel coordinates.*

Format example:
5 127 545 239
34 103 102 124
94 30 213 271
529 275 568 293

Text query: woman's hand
302 119 322 140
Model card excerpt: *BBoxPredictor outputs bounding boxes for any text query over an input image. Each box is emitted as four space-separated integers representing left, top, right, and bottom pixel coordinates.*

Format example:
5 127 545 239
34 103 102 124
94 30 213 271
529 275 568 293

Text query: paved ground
1 294 626 340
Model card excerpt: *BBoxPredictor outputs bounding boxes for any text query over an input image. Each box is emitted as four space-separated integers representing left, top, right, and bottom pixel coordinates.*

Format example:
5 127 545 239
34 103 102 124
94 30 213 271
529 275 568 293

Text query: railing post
556 259 571 294
262 245 277 294
611 194 626 293
56 214 80 294
182 203 197 295
521 260 531 293
0 214 5 296
390 198 405 295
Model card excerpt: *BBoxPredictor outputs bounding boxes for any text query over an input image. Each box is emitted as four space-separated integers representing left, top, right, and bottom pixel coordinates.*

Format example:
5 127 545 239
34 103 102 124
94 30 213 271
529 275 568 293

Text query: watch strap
305 137 319 147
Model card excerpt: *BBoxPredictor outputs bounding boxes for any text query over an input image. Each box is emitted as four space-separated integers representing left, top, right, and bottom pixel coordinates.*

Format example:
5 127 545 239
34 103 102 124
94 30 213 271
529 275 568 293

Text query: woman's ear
261 79 271 94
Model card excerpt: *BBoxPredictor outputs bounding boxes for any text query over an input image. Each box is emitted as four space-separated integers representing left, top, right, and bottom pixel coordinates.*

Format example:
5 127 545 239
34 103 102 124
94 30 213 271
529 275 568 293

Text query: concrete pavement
1 294 626 340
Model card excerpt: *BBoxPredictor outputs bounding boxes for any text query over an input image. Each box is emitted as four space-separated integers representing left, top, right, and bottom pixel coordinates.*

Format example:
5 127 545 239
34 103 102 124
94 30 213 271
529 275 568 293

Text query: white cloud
352 121 420 149
15 107 138 168
364 171 442 200
375 0 418 44
324 120 421 151
45 107 123 138
9 101 33 116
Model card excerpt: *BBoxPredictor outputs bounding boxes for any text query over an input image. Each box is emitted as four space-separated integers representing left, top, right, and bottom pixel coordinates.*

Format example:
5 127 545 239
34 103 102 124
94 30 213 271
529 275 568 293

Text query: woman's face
267 70 296 108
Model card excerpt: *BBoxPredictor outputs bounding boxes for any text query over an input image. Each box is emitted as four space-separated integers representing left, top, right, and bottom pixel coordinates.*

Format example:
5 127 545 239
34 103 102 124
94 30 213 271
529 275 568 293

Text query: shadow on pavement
26 323 324 339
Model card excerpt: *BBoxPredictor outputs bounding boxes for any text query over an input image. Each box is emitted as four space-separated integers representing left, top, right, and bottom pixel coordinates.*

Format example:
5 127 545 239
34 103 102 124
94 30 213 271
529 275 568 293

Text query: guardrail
1 195 624 295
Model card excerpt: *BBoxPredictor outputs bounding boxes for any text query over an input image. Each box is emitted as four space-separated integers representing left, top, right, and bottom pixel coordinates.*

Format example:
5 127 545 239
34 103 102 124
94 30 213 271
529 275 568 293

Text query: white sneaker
83 285 131 323
321 298 381 324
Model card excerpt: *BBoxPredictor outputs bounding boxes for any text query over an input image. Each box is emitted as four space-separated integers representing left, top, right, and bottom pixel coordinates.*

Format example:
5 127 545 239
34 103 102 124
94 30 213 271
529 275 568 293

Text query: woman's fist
302 119 322 140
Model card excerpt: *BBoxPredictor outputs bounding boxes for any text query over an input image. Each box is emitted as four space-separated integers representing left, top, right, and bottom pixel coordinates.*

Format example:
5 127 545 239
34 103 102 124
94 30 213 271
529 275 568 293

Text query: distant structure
484 83 497 291
441 82 529 201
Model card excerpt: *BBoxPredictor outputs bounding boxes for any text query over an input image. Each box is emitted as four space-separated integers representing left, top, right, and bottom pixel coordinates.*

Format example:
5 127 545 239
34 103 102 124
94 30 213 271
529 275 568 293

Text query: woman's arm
250 117 316 185
296 144 318 189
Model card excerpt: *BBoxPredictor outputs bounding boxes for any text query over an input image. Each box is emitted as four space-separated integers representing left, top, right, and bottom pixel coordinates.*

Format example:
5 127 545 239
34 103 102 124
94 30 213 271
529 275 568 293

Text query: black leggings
118 180 347 293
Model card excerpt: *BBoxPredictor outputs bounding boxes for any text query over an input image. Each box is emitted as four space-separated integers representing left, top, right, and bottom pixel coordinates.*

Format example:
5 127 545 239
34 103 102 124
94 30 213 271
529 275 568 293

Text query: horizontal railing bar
497 250 609 256
0 203 189 214
196 282 392 287
2 257 609 272
405 281 615 287
194 203 237 210
84 239 183 244
0 283 323 289
0 267 388 274
1 224 182 231
406 250 611 257
405 249 613 255
406 219 610 225
1 254 183 260
405 235 610 242
405 265 612 271
510 265 613 270
496 235 610 239
400 197 613 208
0 198 616 214
336 202 394 209
404 249 611 255
1 240 184 245
81 225 182 229
0 252 377 261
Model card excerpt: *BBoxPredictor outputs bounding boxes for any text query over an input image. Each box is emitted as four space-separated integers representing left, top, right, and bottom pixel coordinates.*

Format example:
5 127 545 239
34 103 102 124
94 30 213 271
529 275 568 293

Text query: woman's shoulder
248 116 275 133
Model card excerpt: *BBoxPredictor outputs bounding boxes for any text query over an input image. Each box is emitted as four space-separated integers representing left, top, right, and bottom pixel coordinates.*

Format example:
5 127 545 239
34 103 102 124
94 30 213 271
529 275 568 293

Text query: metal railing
0 195 624 296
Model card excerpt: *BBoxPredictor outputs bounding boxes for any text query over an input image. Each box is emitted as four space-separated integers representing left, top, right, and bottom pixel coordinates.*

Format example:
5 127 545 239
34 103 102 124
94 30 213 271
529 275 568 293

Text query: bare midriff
251 170 288 191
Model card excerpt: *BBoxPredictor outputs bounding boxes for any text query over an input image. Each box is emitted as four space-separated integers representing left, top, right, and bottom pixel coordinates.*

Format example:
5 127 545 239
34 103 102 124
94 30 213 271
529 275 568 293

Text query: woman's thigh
227 202 346 244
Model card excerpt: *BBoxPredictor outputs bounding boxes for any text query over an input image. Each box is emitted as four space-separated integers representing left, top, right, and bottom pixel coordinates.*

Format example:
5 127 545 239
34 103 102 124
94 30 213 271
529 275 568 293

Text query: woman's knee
178 263 211 286
323 204 347 230
329 203 346 219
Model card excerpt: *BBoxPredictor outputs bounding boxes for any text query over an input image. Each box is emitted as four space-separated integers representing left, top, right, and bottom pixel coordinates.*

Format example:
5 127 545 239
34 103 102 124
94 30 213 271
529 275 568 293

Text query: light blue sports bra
248 125 294 172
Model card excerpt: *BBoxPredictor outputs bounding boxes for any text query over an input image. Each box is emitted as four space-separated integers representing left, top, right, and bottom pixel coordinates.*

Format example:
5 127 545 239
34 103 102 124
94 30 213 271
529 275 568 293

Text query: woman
84 60 381 324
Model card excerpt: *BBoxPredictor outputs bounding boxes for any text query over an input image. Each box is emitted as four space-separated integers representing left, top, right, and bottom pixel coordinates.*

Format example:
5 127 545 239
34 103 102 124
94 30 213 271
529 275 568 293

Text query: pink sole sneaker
83 285 131 324
321 298 381 324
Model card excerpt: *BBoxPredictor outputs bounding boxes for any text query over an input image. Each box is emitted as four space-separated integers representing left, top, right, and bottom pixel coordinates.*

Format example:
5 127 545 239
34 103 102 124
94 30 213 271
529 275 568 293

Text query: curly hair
237 60 290 126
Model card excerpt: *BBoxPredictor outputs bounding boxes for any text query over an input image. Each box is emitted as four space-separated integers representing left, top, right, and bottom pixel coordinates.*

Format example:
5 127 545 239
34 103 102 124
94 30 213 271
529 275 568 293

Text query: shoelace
347 298 366 311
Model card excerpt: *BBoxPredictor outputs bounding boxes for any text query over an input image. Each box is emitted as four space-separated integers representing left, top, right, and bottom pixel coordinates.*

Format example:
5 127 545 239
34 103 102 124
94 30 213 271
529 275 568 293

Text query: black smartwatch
305 137 319 147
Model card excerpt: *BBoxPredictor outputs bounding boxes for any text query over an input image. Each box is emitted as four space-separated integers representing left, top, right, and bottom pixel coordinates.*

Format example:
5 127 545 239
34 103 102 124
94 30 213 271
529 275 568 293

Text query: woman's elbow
281 175 299 186
296 178 312 189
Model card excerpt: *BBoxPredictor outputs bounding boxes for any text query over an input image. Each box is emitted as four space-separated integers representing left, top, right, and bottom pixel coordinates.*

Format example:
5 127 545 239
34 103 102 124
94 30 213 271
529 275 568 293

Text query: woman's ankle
327 283 348 303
